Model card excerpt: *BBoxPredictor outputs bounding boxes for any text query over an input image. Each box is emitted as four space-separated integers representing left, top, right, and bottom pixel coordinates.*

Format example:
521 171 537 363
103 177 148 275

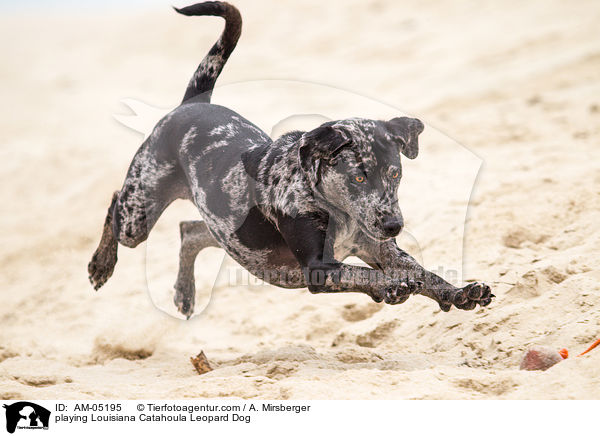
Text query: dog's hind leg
174 220 220 319
88 191 120 290
89 135 185 289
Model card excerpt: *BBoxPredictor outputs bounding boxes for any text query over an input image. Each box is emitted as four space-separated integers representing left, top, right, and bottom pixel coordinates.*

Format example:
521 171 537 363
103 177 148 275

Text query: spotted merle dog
88 1 493 319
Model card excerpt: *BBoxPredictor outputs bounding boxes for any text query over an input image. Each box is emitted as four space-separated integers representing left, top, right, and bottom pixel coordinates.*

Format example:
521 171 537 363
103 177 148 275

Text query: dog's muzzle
381 215 403 238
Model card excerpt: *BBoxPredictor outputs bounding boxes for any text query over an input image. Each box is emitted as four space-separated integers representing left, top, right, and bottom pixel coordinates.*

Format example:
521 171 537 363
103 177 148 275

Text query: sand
1 0 599 399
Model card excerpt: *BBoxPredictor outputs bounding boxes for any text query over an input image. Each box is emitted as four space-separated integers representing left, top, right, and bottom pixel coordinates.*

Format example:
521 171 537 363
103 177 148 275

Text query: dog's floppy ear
298 125 350 182
384 117 424 159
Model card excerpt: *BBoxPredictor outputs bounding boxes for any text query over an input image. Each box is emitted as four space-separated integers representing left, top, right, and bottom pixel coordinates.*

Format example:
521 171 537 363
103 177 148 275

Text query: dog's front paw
383 279 423 305
439 282 494 312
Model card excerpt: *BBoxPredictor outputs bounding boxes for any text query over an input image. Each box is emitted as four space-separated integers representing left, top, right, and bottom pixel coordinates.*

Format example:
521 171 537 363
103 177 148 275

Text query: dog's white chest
332 221 361 260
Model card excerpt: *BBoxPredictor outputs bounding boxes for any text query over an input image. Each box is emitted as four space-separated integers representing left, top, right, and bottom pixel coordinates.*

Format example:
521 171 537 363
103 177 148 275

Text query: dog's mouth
359 223 396 242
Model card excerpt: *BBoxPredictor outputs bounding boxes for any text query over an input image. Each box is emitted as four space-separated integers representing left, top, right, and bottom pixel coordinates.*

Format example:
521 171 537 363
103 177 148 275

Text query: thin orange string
577 337 600 357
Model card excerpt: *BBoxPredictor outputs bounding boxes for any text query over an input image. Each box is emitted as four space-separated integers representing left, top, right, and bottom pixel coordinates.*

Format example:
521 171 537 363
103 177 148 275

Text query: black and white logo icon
3 402 50 433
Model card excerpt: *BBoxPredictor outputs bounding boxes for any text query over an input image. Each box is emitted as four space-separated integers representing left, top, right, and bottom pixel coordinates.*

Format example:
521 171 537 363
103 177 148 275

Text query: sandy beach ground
1 0 599 399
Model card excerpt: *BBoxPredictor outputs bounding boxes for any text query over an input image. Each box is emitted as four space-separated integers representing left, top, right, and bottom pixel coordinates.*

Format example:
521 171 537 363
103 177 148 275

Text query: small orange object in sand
520 346 564 371
520 337 598 371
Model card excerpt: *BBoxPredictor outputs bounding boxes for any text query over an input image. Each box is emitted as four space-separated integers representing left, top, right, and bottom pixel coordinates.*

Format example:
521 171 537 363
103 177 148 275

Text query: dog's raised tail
174 2 242 103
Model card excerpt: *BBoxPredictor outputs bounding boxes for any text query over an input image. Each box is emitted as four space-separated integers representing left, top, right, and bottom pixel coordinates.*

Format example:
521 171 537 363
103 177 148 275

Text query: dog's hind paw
88 247 117 291
438 282 494 312
174 284 195 320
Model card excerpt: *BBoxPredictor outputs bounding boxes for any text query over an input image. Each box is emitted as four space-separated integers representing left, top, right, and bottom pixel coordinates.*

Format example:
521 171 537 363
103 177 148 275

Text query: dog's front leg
361 239 493 311
276 215 415 303
302 260 420 304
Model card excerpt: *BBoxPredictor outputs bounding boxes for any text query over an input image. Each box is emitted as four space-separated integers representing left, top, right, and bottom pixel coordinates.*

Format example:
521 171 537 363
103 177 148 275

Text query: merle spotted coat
88 1 493 318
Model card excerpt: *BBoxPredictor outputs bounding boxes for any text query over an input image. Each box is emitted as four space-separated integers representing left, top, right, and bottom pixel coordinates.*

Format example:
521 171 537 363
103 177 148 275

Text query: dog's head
298 117 424 241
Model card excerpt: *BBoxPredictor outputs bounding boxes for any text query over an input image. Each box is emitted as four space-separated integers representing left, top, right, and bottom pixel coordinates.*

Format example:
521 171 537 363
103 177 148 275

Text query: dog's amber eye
355 176 365 183
391 171 399 179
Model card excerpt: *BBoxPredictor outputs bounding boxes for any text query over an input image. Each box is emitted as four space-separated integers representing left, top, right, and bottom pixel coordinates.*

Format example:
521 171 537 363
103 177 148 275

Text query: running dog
88 1 493 319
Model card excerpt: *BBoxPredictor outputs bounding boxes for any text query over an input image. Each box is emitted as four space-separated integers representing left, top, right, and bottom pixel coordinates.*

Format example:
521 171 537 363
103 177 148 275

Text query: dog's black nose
382 216 403 237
